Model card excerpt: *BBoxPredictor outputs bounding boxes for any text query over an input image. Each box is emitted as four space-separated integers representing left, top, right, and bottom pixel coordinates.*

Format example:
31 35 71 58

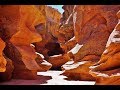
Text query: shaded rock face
57 5 74 43
0 5 51 81
46 6 61 37
61 5 120 81
46 5 76 70
34 5 64 60
60 5 74 26
90 11 120 85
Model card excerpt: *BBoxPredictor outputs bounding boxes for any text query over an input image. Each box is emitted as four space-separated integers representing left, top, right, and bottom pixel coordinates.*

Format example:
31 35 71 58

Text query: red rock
35 53 52 71
46 6 61 37
48 54 70 69
90 10 120 85
0 38 6 72
34 5 63 59
57 24 74 43
60 38 77 53
0 5 44 80
0 57 14 82
60 5 74 26
62 5 120 81
62 61 95 81
58 5 75 43
74 5 120 62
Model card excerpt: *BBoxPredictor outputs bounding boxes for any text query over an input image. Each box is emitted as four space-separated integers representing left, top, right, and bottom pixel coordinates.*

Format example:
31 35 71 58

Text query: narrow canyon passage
0 70 95 85
0 5 120 85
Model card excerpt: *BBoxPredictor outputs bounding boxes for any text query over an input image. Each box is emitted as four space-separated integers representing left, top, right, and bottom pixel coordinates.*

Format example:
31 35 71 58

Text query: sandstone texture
0 38 6 72
61 5 120 81
0 5 120 85
0 5 51 81
90 10 120 85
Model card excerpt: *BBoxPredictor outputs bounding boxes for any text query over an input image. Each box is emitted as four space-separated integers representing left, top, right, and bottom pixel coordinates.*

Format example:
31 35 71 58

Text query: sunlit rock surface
90 10 120 85
61 5 120 81
74 5 120 62
0 5 120 85
60 5 74 26
0 39 14 82
0 5 49 80
0 56 14 82
47 54 70 70
0 38 6 72
35 52 52 71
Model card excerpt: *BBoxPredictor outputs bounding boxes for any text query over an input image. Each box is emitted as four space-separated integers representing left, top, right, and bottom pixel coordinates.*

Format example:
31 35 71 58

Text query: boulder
35 52 52 71
48 54 70 70
60 36 77 53
62 60 95 81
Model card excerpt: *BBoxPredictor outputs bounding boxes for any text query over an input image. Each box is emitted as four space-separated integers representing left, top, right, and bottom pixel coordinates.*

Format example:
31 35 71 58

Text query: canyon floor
0 70 95 85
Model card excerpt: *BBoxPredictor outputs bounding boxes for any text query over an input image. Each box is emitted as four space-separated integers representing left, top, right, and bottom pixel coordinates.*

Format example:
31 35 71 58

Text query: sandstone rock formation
0 5 120 84
62 60 95 81
61 5 120 81
34 5 64 60
0 5 51 80
74 5 120 61
35 52 52 71
0 38 6 72
47 5 77 69
90 10 120 85
46 6 61 37
47 54 70 70
34 5 68 70
57 5 75 43
60 5 74 26
0 56 14 82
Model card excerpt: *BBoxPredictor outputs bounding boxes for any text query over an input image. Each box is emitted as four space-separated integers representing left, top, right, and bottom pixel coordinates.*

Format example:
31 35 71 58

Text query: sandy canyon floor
0 70 95 85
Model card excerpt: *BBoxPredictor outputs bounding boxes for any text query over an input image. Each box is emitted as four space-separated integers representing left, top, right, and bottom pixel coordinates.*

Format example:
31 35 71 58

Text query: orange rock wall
90 10 120 85
0 5 51 81
74 5 120 62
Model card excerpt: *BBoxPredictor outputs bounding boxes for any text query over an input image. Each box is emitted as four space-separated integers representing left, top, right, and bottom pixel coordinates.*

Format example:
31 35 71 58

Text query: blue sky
47 5 64 14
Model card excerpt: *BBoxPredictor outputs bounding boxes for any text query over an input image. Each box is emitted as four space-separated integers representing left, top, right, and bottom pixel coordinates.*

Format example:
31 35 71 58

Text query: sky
47 5 64 14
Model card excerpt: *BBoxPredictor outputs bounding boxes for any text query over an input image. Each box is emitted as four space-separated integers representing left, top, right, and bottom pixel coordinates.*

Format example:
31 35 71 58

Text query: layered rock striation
61 5 120 81
90 10 120 85
0 5 51 81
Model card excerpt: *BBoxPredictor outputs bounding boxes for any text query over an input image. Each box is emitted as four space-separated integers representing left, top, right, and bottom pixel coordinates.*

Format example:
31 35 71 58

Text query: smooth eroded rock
90 10 120 85
0 5 45 80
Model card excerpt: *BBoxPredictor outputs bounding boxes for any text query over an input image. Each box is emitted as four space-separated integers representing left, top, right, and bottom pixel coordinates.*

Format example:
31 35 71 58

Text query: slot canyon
0 5 120 85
